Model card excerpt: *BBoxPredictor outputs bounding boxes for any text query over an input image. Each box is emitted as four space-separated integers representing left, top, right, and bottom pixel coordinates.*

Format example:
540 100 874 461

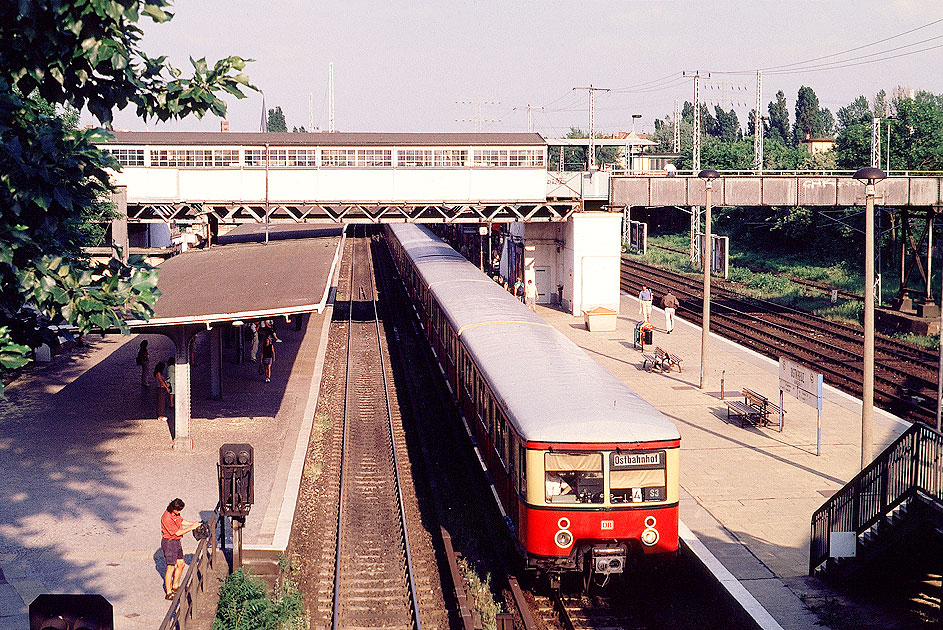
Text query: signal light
218 443 254 517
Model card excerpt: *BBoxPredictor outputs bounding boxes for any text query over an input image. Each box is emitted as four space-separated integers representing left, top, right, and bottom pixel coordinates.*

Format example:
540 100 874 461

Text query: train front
518 440 680 580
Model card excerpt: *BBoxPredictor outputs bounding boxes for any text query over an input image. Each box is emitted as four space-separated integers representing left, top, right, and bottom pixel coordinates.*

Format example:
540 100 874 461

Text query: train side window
544 452 603 504
507 432 516 487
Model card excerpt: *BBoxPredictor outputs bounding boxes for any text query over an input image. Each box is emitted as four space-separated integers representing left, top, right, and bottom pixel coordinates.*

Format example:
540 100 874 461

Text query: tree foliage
767 90 791 145
0 1 257 389
266 106 287 132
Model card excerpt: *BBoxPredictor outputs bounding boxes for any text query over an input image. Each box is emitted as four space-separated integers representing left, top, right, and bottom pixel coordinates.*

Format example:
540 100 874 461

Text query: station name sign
779 357 823 410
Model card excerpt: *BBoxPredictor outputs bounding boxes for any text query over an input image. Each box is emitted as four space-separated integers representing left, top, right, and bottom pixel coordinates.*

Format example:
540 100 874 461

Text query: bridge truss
127 201 582 224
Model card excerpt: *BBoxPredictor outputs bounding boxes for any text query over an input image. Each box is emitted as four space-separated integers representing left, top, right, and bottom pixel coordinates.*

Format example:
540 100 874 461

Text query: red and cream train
385 223 681 580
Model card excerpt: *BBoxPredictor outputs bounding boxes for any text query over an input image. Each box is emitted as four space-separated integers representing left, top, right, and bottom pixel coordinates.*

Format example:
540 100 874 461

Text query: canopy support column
170 326 195 451
210 326 223 400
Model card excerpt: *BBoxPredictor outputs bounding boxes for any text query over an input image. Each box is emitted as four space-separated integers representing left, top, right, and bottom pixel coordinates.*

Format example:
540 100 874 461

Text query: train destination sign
610 450 664 469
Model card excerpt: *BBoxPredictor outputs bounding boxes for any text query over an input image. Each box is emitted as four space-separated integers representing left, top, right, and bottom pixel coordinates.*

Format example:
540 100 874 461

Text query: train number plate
600 520 614 530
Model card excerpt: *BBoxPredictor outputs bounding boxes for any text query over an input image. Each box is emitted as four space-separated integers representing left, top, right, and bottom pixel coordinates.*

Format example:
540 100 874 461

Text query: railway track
331 227 421 629
622 259 938 424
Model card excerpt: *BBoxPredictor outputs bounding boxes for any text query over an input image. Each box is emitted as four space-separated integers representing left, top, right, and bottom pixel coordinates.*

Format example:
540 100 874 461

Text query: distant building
801 136 836 155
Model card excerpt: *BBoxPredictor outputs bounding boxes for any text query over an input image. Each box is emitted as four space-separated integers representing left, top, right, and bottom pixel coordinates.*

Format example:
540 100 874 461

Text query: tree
834 95 872 168
793 85 824 142
291 125 307 133
768 90 791 145
0 1 257 388
891 90 943 170
714 106 741 143
266 106 287 132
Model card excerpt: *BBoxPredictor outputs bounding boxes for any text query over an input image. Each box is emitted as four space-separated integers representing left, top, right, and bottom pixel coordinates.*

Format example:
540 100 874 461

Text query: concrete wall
112 165 548 203
562 213 622 316
611 175 943 208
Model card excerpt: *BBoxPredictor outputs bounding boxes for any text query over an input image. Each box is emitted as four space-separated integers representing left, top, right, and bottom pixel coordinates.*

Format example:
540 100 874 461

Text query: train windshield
544 452 603 504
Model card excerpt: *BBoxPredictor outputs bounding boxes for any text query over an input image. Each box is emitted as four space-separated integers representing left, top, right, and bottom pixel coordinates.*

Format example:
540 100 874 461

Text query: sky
98 0 943 137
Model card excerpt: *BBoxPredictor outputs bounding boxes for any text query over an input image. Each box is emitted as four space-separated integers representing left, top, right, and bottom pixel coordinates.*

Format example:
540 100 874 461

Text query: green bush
213 565 305 630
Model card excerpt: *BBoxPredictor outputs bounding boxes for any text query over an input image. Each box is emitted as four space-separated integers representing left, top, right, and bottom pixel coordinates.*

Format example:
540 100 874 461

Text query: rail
158 503 220 630
810 422 943 575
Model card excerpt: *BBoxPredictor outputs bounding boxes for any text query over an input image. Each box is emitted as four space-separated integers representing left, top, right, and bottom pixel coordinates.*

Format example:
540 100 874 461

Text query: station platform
0 310 333 630
538 293 911 629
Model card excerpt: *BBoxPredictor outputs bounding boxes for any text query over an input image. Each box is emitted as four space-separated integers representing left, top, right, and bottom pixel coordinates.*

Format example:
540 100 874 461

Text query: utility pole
574 85 609 170
683 72 707 172
754 71 763 174
870 117 880 168
514 104 544 132
673 99 681 154
456 98 501 132
308 93 314 132
329 62 335 132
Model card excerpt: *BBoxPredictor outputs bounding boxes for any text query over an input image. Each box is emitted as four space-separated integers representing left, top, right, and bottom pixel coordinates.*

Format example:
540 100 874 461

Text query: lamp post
853 166 886 469
698 169 719 390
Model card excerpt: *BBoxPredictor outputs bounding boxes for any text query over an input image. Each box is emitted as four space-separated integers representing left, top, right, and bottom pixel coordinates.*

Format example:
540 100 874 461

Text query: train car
385 223 681 583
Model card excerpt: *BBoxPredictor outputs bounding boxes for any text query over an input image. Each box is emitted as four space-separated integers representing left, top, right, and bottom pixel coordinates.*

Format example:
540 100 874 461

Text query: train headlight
554 529 574 549
640 515 659 547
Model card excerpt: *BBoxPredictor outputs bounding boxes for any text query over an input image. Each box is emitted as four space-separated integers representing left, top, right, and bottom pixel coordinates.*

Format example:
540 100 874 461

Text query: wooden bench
642 346 684 373
725 388 784 430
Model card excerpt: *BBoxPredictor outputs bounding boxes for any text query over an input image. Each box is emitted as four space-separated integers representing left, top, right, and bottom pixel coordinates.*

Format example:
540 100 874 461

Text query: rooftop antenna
260 95 267 132
329 62 335 132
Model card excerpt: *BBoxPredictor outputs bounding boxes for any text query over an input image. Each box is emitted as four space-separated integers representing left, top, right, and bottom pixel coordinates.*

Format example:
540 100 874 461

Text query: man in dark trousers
662 290 679 334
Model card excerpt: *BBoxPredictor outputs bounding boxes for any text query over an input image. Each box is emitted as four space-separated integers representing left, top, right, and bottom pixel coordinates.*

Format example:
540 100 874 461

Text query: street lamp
853 166 886 469
631 113 642 133
698 168 720 390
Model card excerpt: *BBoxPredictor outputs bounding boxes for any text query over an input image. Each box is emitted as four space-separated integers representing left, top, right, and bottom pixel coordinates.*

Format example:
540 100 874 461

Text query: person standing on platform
662 291 679 334
525 279 538 312
136 339 149 387
638 285 654 322
514 276 524 302
154 362 170 421
260 335 275 383
160 498 201 600
165 357 175 406
247 322 259 363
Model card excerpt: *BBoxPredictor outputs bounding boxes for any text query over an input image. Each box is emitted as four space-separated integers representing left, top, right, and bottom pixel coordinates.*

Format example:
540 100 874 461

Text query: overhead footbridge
101 131 579 224
611 172 943 208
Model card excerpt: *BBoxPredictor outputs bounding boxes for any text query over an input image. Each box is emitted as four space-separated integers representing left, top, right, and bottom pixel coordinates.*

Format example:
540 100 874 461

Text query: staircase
810 422 943 579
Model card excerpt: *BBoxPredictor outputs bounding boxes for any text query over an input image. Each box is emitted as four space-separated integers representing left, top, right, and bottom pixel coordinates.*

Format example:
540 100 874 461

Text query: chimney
220 120 230 132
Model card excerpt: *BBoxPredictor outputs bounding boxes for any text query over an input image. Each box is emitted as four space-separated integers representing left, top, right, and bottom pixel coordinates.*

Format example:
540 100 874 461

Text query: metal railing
809 423 943 574
610 169 943 178
159 504 221 630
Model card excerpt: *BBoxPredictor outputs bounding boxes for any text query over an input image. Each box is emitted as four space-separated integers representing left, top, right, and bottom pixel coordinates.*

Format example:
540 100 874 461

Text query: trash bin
634 321 655 349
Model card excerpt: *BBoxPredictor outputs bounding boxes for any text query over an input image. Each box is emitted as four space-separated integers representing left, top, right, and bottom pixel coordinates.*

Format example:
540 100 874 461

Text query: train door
535 266 550 304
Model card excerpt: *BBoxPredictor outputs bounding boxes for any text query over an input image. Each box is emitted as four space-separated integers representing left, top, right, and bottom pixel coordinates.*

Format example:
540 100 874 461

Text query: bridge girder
126 201 582 224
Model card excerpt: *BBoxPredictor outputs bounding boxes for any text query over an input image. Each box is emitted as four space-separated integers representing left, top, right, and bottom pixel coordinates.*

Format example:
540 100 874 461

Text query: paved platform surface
539 294 910 630
0 309 328 630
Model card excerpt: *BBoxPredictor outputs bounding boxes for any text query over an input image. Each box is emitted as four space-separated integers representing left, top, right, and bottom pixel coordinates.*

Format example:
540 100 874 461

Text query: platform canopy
129 224 342 330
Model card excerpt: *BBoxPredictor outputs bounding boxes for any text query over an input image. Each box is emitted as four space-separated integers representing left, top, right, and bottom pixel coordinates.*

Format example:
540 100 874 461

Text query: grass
456 556 503 630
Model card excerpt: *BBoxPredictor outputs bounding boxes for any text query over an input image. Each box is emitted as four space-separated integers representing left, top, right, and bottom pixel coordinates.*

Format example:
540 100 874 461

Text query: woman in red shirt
161 498 201 599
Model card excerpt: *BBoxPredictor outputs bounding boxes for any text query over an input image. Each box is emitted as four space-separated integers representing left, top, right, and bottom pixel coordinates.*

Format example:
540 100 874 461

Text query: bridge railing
609 169 943 178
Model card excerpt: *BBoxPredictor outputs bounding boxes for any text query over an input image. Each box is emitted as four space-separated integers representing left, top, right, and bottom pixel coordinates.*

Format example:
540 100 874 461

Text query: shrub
213 564 306 630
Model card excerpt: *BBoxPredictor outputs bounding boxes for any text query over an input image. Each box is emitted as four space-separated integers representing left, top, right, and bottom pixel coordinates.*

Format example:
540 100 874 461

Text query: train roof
103 131 547 147
387 224 679 445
